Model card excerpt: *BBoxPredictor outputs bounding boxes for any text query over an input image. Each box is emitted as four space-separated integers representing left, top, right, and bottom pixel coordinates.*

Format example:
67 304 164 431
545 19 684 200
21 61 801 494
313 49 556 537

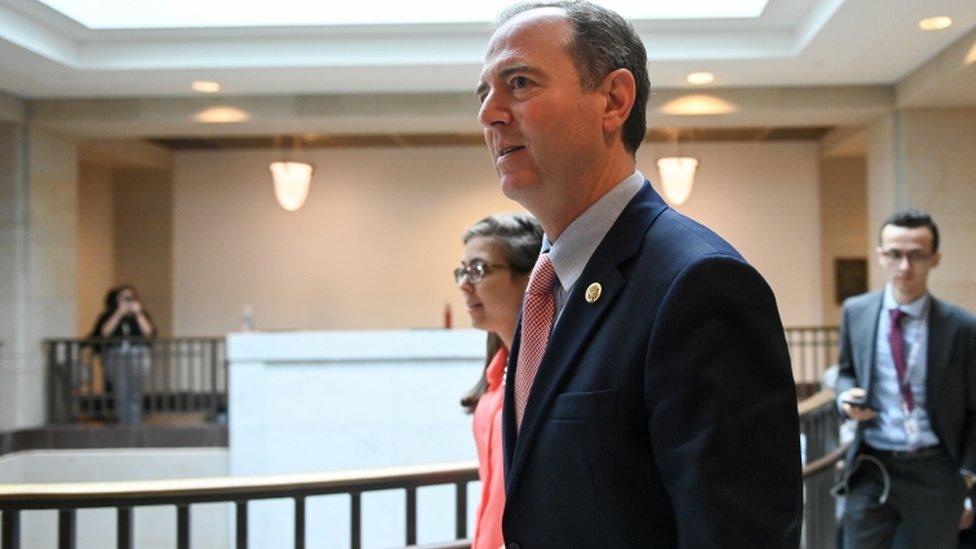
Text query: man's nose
478 89 511 129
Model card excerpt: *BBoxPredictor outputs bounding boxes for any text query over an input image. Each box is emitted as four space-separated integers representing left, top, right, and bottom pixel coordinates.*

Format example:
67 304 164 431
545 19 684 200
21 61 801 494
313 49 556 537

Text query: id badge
904 415 919 440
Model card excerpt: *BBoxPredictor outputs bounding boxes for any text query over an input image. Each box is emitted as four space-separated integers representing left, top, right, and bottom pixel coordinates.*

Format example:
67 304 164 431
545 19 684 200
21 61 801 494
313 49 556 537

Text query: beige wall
867 108 976 310
173 141 822 335
76 166 174 336
173 146 521 335
898 109 976 310
819 156 868 325
113 168 174 336
77 163 114 336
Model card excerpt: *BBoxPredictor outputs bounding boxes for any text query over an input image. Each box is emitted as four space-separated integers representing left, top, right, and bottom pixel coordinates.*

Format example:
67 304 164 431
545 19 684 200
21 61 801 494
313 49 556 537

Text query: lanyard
895 304 927 445
900 313 924 391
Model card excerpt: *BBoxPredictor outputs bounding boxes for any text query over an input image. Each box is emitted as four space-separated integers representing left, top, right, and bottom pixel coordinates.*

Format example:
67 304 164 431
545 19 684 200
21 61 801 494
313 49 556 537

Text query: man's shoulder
842 291 883 313
636 207 744 266
932 297 976 328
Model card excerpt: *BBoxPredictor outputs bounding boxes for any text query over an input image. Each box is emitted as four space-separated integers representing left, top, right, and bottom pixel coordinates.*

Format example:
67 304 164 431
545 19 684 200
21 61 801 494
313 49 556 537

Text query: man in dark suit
476 2 802 546
835 209 976 548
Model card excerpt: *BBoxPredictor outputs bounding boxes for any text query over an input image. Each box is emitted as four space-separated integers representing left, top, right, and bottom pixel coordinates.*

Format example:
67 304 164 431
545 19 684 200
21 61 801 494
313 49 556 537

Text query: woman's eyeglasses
454 261 510 285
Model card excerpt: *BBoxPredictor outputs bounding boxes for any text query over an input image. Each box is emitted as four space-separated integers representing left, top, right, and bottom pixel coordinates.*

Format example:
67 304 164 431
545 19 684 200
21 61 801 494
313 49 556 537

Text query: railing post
455 481 467 539
405 486 417 545
177 504 190 549
46 341 69 424
46 341 56 423
294 496 305 549
58 509 76 549
2 510 20 549
210 342 219 420
236 501 248 549
117 507 133 549
350 492 361 549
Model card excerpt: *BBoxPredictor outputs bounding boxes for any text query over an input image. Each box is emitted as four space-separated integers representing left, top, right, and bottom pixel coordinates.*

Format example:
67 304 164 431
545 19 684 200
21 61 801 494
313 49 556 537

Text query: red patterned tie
515 253 558 430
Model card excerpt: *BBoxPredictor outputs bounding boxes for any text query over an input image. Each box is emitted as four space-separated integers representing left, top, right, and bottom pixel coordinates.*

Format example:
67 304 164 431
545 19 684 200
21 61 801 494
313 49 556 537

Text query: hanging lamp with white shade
656 156 698 206
269 160 314 211
268 137 315 212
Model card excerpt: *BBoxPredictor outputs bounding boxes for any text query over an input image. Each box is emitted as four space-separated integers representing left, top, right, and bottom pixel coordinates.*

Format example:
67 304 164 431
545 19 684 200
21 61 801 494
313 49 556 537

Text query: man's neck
892 287 927 306
540 158 635 242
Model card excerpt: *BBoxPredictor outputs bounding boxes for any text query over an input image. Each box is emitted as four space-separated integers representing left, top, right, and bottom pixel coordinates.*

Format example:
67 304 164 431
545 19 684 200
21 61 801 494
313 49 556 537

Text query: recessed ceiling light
195 106 249 123
192 80 221 93
660 94 737 116
686 72 715 85
918 16 952 31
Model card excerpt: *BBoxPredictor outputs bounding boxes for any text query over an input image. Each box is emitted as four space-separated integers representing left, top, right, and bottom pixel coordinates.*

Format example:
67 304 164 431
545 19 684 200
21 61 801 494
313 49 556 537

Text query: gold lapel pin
585 282 602 303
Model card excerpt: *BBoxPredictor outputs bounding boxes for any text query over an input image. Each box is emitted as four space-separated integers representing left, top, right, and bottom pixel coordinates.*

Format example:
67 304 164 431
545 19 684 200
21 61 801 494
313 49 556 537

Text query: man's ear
600 68 636 135
876 246 886 267
930 251 941 269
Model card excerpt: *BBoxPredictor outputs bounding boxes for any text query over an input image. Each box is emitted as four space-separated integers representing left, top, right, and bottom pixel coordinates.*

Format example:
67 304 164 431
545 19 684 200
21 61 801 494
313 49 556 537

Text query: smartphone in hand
843 397 877 412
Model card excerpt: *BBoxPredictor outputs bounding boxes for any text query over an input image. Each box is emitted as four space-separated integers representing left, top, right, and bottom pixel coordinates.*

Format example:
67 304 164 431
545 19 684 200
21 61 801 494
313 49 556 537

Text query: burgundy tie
515 253 558 430
888 308 915 412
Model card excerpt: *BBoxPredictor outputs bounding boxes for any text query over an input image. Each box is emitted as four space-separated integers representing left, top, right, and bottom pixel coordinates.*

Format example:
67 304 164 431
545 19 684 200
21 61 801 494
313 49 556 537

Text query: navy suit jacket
835 290 976 473
501 183 802 548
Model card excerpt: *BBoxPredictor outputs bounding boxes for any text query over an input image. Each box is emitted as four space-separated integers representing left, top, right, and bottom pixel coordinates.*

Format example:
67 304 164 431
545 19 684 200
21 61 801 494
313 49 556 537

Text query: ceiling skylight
38 0 770 29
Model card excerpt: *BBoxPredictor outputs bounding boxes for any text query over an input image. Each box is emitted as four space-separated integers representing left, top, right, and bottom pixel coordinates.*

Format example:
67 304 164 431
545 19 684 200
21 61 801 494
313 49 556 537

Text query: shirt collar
541 171 645 293
883 283 929 318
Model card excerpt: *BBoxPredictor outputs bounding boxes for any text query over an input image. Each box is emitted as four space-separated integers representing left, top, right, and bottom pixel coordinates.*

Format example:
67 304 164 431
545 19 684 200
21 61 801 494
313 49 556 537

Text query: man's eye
511 76 529 89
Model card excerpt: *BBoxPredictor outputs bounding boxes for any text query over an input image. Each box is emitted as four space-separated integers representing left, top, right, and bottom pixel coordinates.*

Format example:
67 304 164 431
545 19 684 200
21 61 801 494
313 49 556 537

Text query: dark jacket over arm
646 255 802 546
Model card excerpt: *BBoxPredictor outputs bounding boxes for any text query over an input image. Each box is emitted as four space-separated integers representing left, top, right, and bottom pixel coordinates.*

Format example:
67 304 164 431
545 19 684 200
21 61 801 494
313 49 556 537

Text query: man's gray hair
497 1 650 153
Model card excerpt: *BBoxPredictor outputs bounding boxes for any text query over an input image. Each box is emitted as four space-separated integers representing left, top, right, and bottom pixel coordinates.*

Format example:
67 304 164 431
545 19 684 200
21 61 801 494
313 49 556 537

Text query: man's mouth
498 145 525 158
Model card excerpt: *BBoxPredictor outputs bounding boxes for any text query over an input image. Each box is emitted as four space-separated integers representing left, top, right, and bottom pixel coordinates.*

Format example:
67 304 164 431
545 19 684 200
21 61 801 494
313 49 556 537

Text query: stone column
866 108 976 311
0 114 78 430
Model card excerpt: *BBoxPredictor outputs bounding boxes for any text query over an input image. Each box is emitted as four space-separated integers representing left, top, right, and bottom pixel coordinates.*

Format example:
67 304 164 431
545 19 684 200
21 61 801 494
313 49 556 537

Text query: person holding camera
89 285 156 424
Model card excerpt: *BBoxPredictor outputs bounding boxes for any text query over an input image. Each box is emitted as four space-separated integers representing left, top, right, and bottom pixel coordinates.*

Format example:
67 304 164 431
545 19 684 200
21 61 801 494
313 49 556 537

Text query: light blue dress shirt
863 284 939 451
540 171 645 320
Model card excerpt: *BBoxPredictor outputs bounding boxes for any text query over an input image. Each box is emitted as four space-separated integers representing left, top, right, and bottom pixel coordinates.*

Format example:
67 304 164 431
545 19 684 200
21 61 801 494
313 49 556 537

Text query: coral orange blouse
472 347 507 549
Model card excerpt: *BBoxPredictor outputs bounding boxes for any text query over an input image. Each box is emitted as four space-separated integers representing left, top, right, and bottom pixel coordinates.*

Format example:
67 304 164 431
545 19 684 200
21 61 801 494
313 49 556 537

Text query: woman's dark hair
103 284 138 312
459 212 543 414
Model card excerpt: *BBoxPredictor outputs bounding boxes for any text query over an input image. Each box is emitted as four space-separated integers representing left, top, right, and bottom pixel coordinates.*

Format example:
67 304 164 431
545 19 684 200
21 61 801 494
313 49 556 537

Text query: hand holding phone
840 388 877 421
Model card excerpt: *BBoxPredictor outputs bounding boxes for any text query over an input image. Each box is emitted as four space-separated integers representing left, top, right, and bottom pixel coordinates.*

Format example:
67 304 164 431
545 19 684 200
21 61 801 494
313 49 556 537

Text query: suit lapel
925 297 951 402
502 318 522 479
854 292 883 395
505 183 667 496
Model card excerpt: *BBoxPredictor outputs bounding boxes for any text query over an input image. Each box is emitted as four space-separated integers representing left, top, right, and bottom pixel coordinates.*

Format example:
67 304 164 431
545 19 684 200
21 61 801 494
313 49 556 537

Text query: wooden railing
41 327 839 426
45 338 227 424
0 389 844 549
0 461 479 549
786 326 840 398
798 389 845 549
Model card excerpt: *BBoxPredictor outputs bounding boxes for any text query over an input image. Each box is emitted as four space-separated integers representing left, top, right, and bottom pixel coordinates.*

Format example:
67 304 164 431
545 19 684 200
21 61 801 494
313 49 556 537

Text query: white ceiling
0 0 974 99
32 0 773 28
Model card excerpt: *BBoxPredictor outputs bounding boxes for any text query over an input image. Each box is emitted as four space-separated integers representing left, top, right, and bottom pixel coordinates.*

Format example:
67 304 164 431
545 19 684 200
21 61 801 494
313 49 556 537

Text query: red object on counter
444 303 453 329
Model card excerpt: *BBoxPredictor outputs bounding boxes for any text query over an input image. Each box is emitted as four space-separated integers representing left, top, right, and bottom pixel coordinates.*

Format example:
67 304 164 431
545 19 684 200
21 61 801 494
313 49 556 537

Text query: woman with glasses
457 212 542 549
